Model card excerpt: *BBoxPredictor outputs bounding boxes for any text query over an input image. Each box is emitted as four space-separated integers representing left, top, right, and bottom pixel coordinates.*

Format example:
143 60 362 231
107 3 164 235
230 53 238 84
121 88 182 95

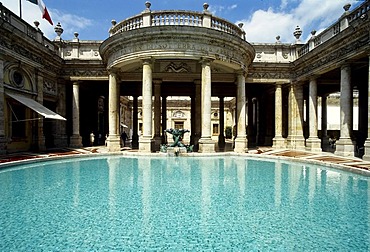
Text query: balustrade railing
297 1 369 58
0 3 55 51
109 9 245 40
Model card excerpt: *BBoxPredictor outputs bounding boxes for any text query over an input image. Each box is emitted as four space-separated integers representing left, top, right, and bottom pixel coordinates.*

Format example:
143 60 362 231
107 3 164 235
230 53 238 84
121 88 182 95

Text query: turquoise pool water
0 156 369 251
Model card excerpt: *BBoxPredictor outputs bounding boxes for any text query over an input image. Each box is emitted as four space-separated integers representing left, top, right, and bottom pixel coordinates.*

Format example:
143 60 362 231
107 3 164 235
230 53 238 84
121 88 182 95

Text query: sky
1 0 364 43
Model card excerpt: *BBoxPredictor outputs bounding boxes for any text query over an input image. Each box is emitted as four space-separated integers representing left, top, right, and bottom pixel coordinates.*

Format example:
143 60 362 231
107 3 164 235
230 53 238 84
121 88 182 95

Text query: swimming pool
0 155 369 250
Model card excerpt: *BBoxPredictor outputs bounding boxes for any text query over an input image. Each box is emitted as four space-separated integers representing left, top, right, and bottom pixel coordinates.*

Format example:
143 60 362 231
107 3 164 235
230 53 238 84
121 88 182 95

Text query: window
213 124 219 135
174 121 184 130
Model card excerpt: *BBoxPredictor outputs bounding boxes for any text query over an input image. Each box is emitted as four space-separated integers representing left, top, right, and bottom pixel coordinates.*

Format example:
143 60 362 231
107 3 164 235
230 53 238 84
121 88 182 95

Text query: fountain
160 128 193 156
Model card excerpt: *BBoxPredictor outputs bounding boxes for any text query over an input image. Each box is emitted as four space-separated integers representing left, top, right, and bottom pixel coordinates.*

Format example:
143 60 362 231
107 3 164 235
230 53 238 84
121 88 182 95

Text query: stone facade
0 2 370 158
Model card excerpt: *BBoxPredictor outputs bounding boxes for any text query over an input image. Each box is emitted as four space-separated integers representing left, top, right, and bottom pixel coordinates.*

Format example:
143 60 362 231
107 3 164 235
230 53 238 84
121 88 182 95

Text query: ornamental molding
43 80 57 95
165 62 191 73
61 68 108 77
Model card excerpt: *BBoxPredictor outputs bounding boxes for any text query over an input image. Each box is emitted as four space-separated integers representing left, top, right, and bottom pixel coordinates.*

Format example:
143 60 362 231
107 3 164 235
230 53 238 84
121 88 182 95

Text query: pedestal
234 137 247 153
334 137 355 157
198 138 215 153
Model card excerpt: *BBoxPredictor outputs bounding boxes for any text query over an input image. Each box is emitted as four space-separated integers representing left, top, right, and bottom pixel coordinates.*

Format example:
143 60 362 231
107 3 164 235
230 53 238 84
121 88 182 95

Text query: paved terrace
1 144 370 176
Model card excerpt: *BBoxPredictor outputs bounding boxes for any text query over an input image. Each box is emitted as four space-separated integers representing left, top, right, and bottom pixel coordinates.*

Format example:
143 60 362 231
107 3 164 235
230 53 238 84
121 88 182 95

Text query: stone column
106 71 121 151
70 81 83 147
363 56 370 160
287 83 305 149
199 59 215 152
194 80 202 151
153 79 162 151
321 95 329 150
161 95 167 144
0 60 6 154
306 77 321 152
139 59 153 152
234 71 247 153
273 83 285 148
218 96 225 150
131 96 139 149
36 73 46 151
335 64 355 156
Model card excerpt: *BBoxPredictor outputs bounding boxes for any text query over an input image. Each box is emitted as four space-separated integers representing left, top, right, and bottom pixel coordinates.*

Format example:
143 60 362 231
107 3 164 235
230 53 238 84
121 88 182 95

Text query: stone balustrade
0 2 56 51
109 5 245 40
298 2 369 57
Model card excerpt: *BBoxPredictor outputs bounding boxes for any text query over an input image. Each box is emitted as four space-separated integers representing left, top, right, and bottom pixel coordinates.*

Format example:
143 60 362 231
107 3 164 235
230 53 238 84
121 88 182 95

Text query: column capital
142 57 154 65
153 79 162 85
309 75 319 82
199 57 214 66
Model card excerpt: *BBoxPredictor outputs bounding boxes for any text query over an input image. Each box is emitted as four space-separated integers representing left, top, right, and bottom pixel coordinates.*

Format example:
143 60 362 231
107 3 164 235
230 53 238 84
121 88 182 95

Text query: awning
7 93 66 121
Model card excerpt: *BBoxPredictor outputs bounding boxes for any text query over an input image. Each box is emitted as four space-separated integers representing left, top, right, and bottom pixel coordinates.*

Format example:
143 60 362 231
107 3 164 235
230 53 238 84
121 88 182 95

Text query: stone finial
343 3 351 12
203 3 209 11
311 30 316 37
73 32 79 41
238 23 244 28
276 35 281 43
111 20 117 26
54 22 63 40
145 1 151 10
293 25 302 43
34 20 40 30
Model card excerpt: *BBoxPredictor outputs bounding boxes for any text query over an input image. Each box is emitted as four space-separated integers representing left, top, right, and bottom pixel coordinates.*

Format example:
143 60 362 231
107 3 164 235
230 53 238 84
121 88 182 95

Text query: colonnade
69 56 370 158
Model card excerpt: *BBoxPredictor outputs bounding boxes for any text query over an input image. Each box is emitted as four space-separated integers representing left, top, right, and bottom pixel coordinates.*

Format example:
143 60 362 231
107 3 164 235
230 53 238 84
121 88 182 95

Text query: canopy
7 93 66 121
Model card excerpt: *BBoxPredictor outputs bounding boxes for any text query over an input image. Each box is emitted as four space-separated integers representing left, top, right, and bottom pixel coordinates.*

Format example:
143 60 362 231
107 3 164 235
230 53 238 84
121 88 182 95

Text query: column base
139 136 153 153
361 139 370 161
286 135 305 150
234 136 247 153
306 137 322 152
198 137 215 153
70 134 83 148
272 136 286 149
154 135 162 152
0 136 7 155
107 134 121 152
218 134 226 150
334 137 355 157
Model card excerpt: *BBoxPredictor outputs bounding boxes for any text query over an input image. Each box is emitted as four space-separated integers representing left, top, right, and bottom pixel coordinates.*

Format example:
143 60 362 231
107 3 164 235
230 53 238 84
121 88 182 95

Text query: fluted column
70 81 83 147
139 59 153 152
0 60 6 154
363 56 370 160
287 83 305 149
106 71 121 151
199 59 215 153
234 71 247 153
273 83 286 148
218 96 225 150
306 77 321 152
335 64 355 156
153 79 162 151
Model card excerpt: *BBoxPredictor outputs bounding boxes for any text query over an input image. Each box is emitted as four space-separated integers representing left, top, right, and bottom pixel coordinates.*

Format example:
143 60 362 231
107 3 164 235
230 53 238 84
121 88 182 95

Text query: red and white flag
27 0 53 25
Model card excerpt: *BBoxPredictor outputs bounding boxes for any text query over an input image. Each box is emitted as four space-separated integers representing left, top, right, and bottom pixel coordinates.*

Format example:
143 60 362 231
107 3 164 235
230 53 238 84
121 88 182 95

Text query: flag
27 0 53 25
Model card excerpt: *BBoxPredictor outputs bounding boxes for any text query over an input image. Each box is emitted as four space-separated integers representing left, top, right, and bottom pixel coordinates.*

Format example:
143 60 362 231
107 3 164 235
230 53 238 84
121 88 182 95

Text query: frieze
294 33 369 78
165 62 191 73
248 71 291 80
62 69 107 77
43 80 57 95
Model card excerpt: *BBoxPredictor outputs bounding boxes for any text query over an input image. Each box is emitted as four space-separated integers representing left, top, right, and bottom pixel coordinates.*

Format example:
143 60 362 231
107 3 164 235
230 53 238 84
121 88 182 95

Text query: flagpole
19 0 22 18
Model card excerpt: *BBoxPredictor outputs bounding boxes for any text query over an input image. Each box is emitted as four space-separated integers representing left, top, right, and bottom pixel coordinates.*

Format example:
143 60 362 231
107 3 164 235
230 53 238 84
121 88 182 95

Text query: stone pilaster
234 71 247 153
218 96 225 150
363 56 370 161
321 95 329 150
54 80 68 147
0 60 6 154
36 73 46 151
70 81 83 147
199 59 215 153
287 83 305 149
306 77 321 152
335 64 355 157
273 83 286 148
139 59 154 152
131 96 139 149
153 79 162 151
106 72 121 151
161 95 167 144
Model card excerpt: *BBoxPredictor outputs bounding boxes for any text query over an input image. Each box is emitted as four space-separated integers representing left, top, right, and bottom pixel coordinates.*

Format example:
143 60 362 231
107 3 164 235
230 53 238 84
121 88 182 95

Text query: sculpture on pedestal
160 128 193 154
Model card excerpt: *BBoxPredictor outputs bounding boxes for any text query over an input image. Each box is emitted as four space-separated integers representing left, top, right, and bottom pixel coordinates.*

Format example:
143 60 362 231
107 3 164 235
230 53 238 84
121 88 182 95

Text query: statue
161 128 193 153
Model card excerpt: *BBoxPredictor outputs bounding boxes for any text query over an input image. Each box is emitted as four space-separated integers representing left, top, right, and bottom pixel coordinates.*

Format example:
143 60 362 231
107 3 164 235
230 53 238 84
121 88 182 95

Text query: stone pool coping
0 147 370 177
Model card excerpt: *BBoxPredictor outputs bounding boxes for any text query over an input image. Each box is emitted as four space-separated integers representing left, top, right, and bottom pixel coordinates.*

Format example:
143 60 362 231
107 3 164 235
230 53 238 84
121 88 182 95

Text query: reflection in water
275 161 282 208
